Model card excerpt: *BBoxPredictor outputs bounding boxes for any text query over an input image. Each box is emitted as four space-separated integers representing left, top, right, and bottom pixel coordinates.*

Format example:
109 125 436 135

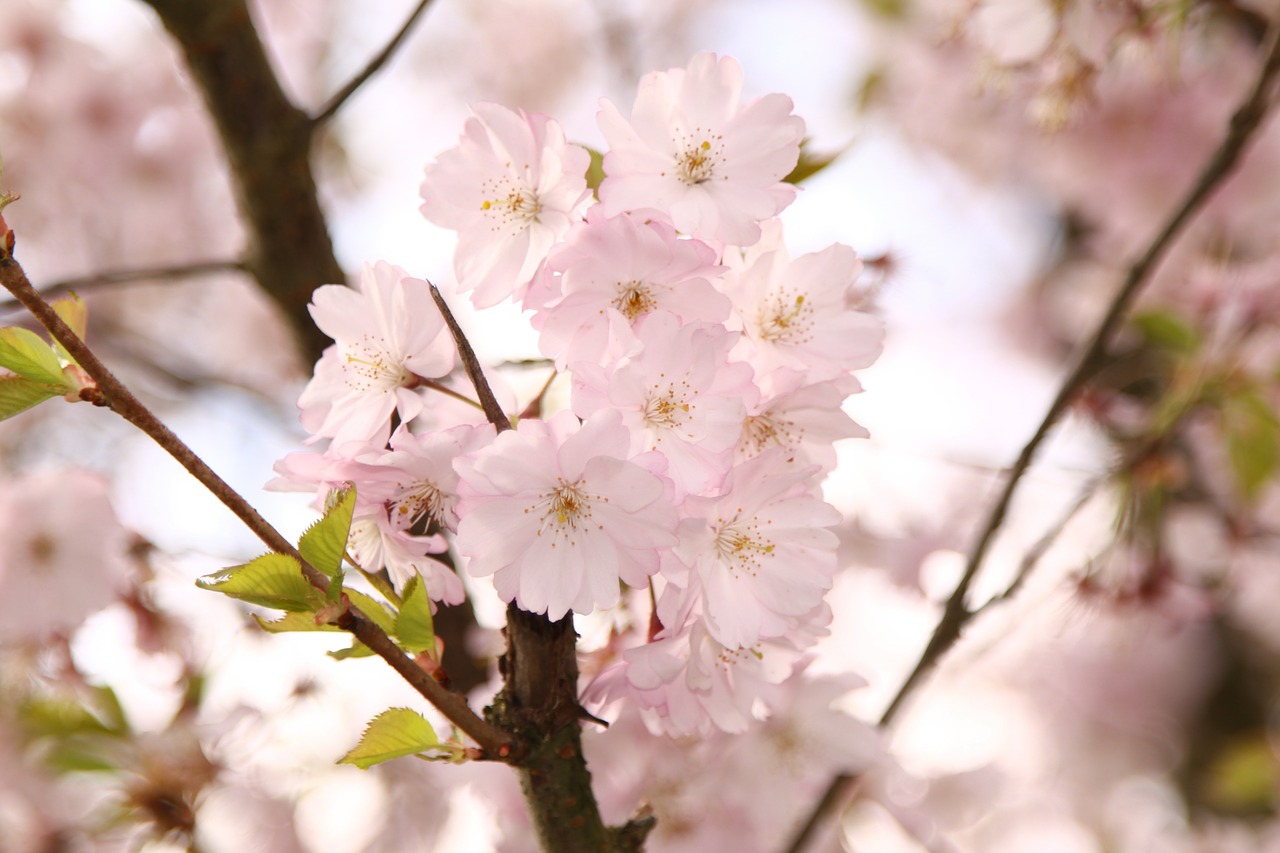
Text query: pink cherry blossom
0 469 132 642
530 210 729 368
596 52 805 246
722 240 884 383
454 410 679 620
571 312 757 499
297 262 455 447
420 102 592 307
738 370 869 474
347 514 463 603
674 449 841 649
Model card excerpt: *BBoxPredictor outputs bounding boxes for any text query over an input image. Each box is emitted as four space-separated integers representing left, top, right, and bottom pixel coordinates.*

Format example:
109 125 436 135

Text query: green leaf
299 485 355 598
50 293 88 365
196 553 318 612
0 327 68 385
253 610 342 634
1200 732 1277 814
43 739 120 773
328 641 376 660
784 139 845 185
1224 391 1280 502
584 146 606 196
395 575 436 655
339 708 440 769
0 375 63 420
18 697 117 739
346 589 398 636
1132 309 1201 354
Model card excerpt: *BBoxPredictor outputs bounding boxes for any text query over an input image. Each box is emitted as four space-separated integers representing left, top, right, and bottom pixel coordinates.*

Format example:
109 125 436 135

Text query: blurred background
3 0 1280 850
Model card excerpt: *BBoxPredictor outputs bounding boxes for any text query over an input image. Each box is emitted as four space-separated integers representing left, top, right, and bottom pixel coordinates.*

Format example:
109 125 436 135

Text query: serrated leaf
328 641 376 660
1132 309 1200 354
253 610 342 634
0 327 68 385
339 708 440 769
395 575 436 655
584 146 606 196
196 552 318 612
346 589 398 636
299 485 355 587
0 375 62 420
1224 391 1280 502
50 294 88 365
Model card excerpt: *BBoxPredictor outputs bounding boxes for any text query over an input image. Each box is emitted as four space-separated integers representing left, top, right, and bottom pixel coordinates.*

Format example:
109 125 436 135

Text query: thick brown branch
495 605 613 851
0 251 514 760
139 0 343 364
784 22 1280 853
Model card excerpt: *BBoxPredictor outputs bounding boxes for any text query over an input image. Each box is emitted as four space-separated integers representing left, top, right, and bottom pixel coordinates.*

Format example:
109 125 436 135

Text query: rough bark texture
495 606 611 851
139 0 341 363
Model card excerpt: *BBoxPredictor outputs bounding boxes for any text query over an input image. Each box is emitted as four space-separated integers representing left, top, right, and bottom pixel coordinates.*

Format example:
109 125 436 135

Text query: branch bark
139 0 342 364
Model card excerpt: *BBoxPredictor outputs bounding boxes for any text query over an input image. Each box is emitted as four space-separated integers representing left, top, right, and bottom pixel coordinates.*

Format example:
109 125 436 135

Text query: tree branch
429 283 512 431
311 0 438 127
0 259 248 308
0 249 515 761
783 21 1280 853
138 0 344 364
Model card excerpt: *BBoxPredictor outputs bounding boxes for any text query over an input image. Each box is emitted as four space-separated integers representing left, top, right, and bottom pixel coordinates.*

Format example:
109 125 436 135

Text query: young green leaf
196 553 318 612
579 145 606 196
339 707 440 770
346 589 398 636
1224 391 1280 502
253 610 343 634
395 575 436 655
0 327 69 385
328 641 376 660
0 375 63 421
49 293 88 366
1132 309 1201 355
299 485 356 585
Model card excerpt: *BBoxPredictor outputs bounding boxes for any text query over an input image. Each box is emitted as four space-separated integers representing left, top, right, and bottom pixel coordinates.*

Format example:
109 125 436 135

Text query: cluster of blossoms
273 52 883 735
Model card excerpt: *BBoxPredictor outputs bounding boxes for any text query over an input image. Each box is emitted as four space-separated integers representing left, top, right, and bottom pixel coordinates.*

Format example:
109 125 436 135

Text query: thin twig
0 251 516 760
784 22 1280 853
311 0 438 127
971 476 1101 615
0 259 248 308
428 283 512 431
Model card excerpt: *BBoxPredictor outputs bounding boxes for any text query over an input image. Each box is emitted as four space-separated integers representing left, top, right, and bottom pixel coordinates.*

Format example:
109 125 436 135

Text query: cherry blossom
0 469 133 641
570 311 757 499
529 209 729 368
722 240 884 383
420 102 592 307
596 52 805 246
738 370 868 474
346 514 462 603
674 449 841 649
453 410 679 619
297 262 455 447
